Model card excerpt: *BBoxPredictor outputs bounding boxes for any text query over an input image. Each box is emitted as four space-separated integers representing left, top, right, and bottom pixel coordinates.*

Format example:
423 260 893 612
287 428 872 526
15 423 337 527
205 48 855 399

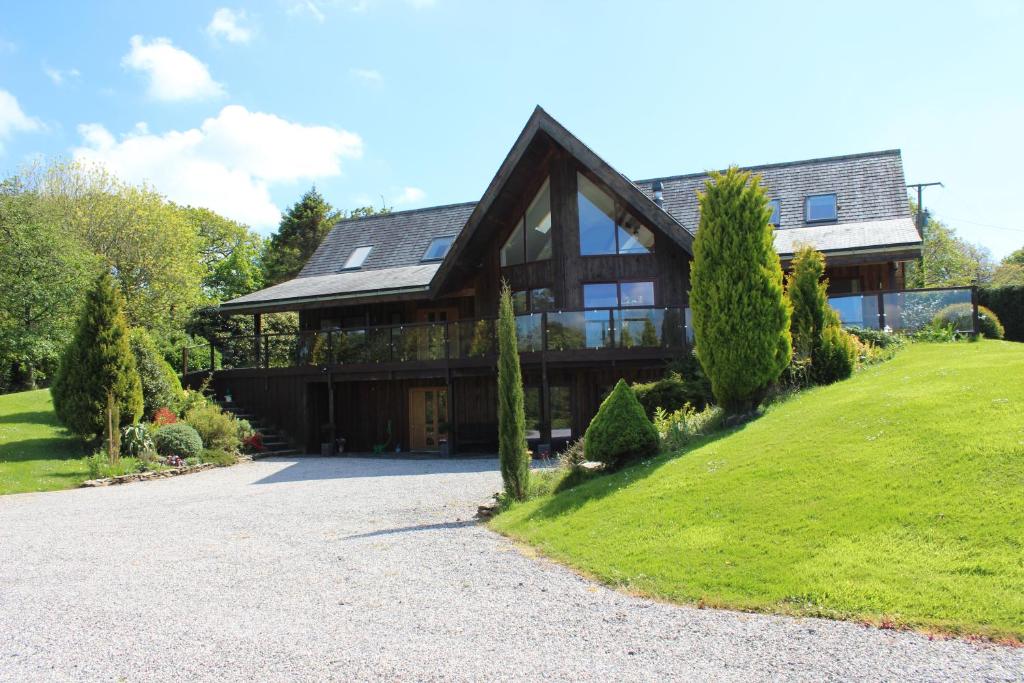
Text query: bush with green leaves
813 320 857 384
979 285 1024 342
690 168 791 412
200 448 237 467
51 273 143 452
584 379 659 469
121 423 154 458
847 326 905 350
184 402 241 452
154 423 204 459
631 372 708 419
129 328 183 418
932 303 1004 339
653 403 724 453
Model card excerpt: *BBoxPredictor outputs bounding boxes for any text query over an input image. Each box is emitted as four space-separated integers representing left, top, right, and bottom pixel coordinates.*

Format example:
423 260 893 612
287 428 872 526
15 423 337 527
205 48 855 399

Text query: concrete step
253 448 301 459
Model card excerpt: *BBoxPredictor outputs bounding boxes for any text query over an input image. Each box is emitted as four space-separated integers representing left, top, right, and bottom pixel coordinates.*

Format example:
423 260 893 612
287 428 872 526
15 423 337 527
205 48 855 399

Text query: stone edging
81 462 217 488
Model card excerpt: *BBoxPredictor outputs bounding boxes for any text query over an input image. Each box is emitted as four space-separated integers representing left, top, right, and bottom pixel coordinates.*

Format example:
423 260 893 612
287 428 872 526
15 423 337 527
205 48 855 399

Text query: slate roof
223 136 918 312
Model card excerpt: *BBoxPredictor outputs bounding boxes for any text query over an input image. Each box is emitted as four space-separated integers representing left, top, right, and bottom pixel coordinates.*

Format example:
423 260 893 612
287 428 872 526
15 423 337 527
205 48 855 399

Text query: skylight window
342 246 372 269
422 236 454 262
768 199 781 227
805 194 837 223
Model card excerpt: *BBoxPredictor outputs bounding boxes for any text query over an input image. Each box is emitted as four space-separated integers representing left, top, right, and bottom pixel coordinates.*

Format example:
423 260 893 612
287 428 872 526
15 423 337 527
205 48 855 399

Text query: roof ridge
333 200 477 224
632 149 903 185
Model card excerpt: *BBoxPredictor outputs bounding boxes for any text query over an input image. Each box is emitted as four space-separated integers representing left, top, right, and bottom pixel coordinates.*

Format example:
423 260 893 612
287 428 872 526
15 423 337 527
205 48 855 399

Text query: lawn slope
492 342 1024 640
0 389 87 495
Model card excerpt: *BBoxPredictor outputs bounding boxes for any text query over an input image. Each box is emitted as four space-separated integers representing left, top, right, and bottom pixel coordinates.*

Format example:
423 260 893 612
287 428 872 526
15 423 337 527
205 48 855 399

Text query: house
201 106 922 455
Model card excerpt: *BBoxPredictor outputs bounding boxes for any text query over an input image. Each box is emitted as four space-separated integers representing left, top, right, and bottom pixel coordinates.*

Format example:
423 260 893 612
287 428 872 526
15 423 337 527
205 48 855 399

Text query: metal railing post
877 291 887 331
971 286 980 337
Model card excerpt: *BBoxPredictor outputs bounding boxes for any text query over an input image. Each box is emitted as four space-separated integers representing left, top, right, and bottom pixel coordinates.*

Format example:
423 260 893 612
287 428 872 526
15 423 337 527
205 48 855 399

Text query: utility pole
907 181 943 236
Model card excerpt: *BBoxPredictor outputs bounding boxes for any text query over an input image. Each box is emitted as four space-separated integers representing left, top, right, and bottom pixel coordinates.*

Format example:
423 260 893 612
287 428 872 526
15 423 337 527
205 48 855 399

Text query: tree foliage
906 213 994 287
497 282 529 501
51 273 143 449
690 167 791 412
129 327 184 418
585 379 658 468
261 187 340 286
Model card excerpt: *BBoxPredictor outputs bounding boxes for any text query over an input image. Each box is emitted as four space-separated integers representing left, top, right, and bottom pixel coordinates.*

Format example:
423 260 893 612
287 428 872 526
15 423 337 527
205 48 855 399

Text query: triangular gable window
500 178 552 266
578 173 654 255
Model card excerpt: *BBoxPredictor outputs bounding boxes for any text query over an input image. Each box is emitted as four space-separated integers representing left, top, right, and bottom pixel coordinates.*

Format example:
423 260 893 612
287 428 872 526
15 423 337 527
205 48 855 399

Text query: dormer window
342 246 372 270
768 199 781 227
422 236 454 262
500 178 552 266
805 194 837 223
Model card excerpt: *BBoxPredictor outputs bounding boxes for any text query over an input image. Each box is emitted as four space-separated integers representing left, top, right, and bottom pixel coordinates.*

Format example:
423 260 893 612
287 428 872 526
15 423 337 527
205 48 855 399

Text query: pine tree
261 187 342 286
786 245 829 360
51 273 143 458
690 167 791 413
497 281 529 501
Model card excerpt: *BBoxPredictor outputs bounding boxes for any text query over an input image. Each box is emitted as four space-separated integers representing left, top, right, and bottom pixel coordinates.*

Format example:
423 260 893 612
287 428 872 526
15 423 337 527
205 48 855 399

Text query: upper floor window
583 281 655 308
578 173 655 256
342 246 372 269
422 236 454 261
805 193 837 223
512 287 555 314
500 179 552 267
768 199 781 227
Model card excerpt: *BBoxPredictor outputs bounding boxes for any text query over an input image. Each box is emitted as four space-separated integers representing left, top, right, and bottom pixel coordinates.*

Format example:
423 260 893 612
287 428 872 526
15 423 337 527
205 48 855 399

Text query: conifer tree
51 273 143 458
690 168 791 412
497 282 529 500
261 187 341 286
786 245 829 360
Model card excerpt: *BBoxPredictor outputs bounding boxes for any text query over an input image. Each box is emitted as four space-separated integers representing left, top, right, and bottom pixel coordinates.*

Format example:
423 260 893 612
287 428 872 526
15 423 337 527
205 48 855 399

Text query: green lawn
0 389 88 494
492 341 1024 641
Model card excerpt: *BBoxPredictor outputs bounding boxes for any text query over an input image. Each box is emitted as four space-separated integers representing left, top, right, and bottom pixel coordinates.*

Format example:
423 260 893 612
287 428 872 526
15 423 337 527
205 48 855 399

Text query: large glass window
805 193 837 222
500 179 552 266
583 281 655 308
512 287 556 313
577 172 654 255
343 246 372 269
550 386 572 439
422 236 454 261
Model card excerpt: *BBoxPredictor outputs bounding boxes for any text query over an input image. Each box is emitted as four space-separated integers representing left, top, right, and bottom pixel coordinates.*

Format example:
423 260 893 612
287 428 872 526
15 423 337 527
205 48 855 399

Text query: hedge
979 286 1024 342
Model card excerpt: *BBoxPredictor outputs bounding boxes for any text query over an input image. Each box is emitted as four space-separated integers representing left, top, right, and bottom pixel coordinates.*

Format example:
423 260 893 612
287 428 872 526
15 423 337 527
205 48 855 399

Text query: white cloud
72 105 363 229
121 35 224 101
0 89 42 152
207 8 254 43
287 0 327 22
350 68 382 85
43 65 80 86
393 186 426 205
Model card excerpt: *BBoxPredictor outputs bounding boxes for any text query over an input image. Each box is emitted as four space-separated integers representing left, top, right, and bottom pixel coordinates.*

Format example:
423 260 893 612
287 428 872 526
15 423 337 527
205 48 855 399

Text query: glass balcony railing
828 286 978 333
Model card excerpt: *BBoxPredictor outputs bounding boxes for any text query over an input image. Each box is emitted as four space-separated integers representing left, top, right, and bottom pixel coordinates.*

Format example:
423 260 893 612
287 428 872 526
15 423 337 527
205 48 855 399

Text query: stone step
253 448 301 460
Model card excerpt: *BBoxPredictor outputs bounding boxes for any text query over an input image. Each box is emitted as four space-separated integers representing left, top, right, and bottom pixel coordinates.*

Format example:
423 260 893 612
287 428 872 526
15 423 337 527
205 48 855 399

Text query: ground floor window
550 386 572 440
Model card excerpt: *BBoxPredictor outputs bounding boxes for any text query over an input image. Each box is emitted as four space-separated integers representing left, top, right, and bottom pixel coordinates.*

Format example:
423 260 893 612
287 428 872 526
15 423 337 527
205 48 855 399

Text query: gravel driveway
0 457 1020 682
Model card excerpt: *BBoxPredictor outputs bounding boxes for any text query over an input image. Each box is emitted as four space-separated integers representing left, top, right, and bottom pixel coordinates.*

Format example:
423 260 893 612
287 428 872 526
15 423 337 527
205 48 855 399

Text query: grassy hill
492 342 1024 641
0 389 87 495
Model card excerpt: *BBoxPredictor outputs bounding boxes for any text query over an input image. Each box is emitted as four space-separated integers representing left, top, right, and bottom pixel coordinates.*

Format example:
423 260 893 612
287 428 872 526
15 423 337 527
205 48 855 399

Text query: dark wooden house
203 107 922 454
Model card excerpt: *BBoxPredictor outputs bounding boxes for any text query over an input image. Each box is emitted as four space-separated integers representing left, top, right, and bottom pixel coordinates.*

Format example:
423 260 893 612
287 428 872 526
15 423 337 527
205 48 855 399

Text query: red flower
243 433 264 452
153 407 177 426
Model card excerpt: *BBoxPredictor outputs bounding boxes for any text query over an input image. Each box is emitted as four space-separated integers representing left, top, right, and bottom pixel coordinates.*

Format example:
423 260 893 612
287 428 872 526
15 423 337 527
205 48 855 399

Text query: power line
907 181 943 234
943 217 1024 234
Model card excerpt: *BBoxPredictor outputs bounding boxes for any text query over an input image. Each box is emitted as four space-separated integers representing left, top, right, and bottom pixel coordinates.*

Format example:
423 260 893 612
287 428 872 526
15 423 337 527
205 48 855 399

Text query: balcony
180 306 692 375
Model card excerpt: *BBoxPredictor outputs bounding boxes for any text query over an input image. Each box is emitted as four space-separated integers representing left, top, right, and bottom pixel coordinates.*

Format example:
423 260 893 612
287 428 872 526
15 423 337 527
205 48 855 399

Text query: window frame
511 286 556 314
342 245 373 270
577 171 656 257
421 235 455 262
804 193 838 223
768 199 781 227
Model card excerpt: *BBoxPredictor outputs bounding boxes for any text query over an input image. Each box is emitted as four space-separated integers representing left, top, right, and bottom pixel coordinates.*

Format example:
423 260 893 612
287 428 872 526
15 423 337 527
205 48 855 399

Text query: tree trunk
106 392 121 464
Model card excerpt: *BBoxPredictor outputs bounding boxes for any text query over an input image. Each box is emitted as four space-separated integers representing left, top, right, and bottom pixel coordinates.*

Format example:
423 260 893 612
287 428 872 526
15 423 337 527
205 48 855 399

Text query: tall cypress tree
497 281 529 501
51 273 143 457
690 168 791 413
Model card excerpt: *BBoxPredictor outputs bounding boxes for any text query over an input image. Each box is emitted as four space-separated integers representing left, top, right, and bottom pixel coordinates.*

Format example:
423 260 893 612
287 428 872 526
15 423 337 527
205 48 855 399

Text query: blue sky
1 0 1022 257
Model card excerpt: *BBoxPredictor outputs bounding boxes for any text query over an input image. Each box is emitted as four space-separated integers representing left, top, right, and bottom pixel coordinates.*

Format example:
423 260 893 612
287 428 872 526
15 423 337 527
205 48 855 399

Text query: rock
579 461 605 472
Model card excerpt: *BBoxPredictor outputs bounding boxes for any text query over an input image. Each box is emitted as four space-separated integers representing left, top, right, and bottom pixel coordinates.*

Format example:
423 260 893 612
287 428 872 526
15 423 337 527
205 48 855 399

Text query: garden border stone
80 462 217 487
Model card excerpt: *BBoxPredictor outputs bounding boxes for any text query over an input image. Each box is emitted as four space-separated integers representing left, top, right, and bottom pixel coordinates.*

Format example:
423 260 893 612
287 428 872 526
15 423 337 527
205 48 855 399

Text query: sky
1 0 1022 258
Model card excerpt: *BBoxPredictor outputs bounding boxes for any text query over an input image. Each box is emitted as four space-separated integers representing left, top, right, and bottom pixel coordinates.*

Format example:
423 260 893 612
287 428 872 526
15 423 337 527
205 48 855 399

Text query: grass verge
0 389 87 494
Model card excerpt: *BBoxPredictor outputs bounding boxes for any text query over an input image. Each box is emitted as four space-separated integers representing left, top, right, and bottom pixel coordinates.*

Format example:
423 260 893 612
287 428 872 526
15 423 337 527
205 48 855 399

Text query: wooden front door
408 387 448 451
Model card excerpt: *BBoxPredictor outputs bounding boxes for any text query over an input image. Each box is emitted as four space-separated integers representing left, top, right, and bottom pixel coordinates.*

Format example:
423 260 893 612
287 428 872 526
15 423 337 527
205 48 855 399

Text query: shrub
201 449 237 467
242 432 264 452
129 328 184 418
979 285 1024 342
932 303 1004 339
558 438 586 468
910 322 958 343
184 402 241 452
153 407 178 426
121 423 154 458
690 167 791 412
154 423 204 459
847 326 905 350
584 379 659 469
631 372 708 419
812 322 857 384
84 452 142 479
51 273 143 451
497 282 529 501
786 245 830 360
653 404 724 453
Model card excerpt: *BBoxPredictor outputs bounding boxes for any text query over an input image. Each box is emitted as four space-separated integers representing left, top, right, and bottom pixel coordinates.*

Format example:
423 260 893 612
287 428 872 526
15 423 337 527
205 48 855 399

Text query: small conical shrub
787 245 829 360
584 379 658 469
52 273 143 451
497 282 529 500
690 167 791 413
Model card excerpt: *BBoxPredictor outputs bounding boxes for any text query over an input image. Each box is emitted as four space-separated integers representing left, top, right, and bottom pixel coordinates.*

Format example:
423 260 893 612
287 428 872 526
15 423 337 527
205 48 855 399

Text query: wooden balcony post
253 313 262 368
971 286 981 337
877 291 887 331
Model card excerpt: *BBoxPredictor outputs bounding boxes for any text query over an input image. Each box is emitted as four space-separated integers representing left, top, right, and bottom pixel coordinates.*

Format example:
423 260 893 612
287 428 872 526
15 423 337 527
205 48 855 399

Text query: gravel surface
0 457 1020 682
